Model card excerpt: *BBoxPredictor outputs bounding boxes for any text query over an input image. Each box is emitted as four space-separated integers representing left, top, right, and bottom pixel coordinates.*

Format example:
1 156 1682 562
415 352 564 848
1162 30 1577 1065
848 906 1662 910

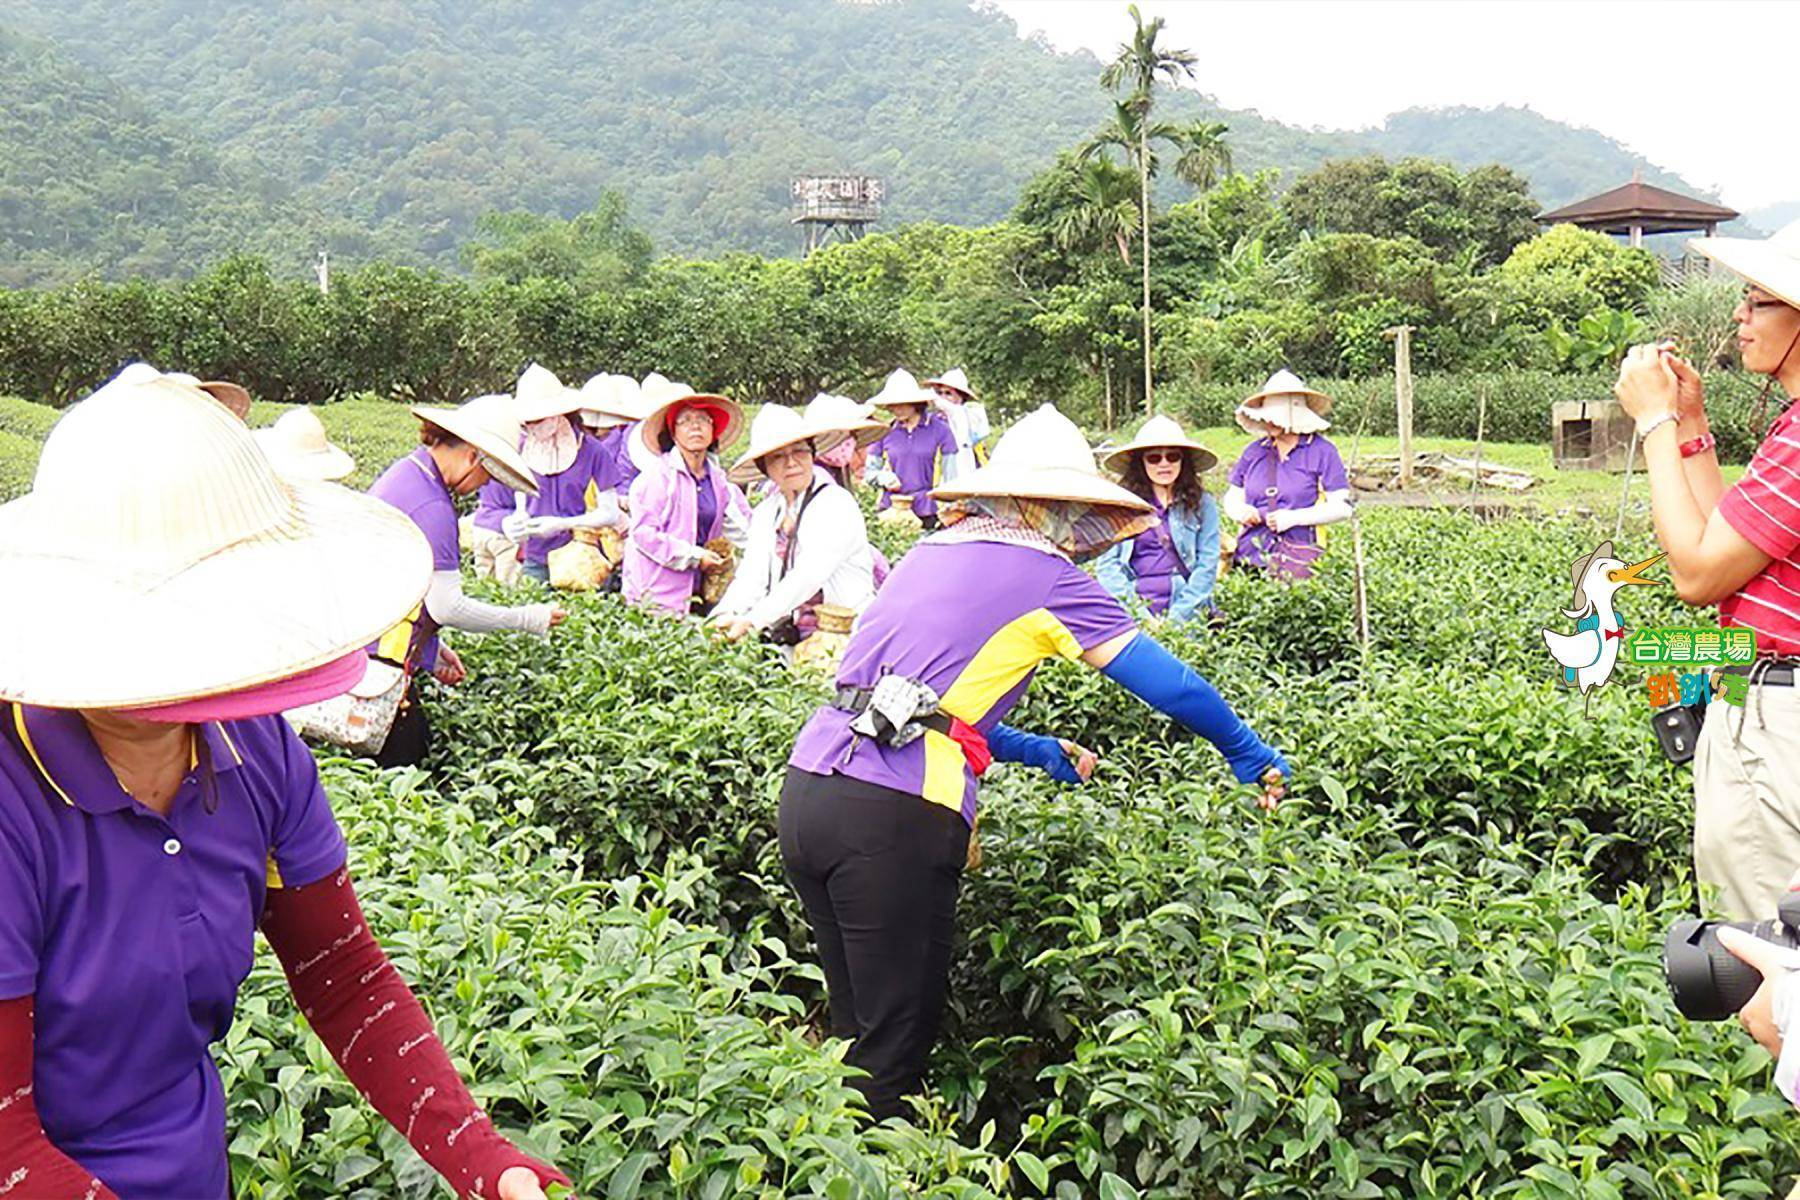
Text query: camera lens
1664 918 1790 1021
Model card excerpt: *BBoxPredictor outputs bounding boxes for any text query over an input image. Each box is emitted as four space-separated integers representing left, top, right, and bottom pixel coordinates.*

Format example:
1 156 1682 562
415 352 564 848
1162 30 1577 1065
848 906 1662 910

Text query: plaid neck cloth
935 496 1155 561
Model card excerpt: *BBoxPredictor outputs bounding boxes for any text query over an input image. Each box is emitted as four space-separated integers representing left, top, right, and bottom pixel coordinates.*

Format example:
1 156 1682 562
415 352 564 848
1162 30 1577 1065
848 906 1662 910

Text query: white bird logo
1541 540 1665 698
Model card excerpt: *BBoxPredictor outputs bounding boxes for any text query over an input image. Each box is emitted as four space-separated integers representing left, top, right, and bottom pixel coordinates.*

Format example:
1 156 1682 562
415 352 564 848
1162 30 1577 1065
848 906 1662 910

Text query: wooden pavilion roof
1538 180 1738 234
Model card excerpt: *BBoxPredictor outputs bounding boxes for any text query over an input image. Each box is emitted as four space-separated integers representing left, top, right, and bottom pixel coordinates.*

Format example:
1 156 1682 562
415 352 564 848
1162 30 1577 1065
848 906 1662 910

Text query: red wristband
1680 432 1716 458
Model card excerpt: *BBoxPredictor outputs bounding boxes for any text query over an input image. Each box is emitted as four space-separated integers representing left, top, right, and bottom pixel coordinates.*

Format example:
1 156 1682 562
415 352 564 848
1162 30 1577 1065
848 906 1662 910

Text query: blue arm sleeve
988 723 1082 784
1100 634 1288 783
1168 498 1221 622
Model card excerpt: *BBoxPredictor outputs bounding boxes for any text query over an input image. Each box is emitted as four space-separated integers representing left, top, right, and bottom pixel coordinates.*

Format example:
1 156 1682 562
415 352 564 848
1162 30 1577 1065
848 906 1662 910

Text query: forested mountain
0 0 1733 282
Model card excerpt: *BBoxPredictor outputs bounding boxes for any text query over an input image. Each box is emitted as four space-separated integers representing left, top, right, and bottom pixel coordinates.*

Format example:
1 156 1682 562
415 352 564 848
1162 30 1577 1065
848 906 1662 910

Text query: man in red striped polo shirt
1615 218 1800 921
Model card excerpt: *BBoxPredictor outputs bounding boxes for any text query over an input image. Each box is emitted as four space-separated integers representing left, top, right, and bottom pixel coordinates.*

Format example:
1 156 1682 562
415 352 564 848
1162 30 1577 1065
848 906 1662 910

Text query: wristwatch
1680 431 1717 458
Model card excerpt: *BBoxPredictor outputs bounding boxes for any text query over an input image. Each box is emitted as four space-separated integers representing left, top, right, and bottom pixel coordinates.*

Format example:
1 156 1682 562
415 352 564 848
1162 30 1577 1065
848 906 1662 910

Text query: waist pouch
835 683 992 777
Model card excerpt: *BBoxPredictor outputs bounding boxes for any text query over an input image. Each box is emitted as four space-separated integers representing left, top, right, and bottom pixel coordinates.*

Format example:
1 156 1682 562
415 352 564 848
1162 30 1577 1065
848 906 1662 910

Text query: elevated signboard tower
793 175 883 254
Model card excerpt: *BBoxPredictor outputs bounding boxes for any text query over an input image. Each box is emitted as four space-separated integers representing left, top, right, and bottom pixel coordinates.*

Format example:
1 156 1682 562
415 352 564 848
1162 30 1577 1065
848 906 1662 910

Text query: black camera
1664 891 1800 1021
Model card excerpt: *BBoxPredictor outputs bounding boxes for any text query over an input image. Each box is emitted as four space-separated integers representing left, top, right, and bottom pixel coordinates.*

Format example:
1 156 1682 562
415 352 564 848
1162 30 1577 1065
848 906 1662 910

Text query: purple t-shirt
1128 500 1185 615
368 446 458 670
872 416 957 518
601 426 640 497
524 433 622 566
788 539 1136 823
471 476 515 534
0 706 346 1199
1226 434 1349 569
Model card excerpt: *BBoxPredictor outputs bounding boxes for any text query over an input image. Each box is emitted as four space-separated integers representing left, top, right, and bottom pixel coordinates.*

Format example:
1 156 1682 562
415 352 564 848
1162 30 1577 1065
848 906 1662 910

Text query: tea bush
226 762 1016 1198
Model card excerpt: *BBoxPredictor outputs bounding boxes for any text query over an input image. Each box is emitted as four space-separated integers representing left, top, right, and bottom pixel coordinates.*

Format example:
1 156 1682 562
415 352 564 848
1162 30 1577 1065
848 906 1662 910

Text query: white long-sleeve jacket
714 470 875 630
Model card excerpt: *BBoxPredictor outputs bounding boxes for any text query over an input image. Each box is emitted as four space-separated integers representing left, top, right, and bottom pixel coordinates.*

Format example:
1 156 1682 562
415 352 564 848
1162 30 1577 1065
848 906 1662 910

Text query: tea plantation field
245 510 1792 1198
2 393 1789 1196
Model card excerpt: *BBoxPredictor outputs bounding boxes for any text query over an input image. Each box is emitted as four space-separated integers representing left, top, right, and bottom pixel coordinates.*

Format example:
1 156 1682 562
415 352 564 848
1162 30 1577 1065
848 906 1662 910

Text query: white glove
875 469 901 490
1266 509 1293 534
521 516 570 538
501 513 532 542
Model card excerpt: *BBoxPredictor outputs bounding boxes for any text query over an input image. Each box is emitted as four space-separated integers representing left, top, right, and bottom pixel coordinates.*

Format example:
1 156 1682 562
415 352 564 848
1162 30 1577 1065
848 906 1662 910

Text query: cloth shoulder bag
288 605 433 757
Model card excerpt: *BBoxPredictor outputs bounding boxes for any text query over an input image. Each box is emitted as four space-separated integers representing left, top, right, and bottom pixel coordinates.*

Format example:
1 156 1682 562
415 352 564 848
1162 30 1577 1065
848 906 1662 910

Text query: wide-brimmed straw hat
0 370 431 710
636 374 744 458
410 393 539 496
731 404 815 476
512 362 585 424
576 373 636 430
803 391 888 453
114 362 254 421
1101 414 1219 475
1236 369 1333 435
923 367 976 400
868 368 936 411
933 404 1152 512
254 407 355 481
1689 217 1800 311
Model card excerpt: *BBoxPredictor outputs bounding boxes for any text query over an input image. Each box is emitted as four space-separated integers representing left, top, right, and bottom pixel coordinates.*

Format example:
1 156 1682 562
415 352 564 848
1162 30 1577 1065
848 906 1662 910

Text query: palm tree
1050 158 1141 264
1087 4 1226 413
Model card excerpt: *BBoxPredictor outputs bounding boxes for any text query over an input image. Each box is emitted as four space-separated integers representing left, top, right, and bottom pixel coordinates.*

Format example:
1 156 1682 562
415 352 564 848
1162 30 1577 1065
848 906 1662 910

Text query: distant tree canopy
462 193 655 291
1280 156 1541 267
0 0 1724 283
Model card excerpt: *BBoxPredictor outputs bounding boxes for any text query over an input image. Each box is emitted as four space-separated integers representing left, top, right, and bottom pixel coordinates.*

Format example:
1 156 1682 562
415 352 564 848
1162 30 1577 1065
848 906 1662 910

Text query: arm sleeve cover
988 723 1081 784
424 571 555 636
262 868 569 1200
0 996 117 1199
1276 490 1354 530
1221 485 1258 524
1100 634 1288 784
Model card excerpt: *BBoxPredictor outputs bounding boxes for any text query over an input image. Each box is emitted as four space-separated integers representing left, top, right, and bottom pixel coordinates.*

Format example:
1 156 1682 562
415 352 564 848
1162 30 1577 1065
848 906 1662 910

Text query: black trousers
779 767 969 1120
374 679 430 768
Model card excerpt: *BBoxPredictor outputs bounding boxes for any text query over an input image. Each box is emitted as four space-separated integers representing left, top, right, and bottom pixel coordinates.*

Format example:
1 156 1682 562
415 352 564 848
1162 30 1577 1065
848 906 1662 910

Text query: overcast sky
988 0 1796 213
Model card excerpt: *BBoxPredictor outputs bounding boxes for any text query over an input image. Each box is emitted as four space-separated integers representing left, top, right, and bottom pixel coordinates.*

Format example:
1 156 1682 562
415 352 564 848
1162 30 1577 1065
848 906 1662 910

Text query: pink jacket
624 448 750 613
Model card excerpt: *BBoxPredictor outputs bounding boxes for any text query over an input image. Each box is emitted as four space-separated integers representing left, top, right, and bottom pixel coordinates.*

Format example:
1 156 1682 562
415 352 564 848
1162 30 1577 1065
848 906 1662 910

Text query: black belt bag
834 686 955 739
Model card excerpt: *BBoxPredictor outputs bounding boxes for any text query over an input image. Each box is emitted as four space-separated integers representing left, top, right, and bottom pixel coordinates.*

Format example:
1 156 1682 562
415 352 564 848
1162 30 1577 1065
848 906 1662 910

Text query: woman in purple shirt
1223 370 1353 580
0 368 569 1199
509 365 626 584
782 404 1288 1120
1095 415 1222 621
864 368 958 530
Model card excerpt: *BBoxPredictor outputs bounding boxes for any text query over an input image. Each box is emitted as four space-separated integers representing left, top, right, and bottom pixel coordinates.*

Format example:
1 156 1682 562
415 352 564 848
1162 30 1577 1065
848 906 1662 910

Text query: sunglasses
1142 450 1184 466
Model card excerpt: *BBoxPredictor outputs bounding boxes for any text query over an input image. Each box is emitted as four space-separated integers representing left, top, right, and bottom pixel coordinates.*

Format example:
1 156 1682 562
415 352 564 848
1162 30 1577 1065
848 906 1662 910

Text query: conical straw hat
1689 217 1800 310
512 362 585 424
409 394 538 496
731 404 815 475
868 368 936 410
932 404 1151 511
636 374 744 458
254 407 355 481
576 373 636 430
923 367 975 399
803 391 887 453
1101 414 1218 475
1236 369 1332 434
0 370 431 709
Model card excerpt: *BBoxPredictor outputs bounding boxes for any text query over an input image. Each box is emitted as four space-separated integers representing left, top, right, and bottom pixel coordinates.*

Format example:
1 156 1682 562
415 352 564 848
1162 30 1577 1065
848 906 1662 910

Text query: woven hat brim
0 481 432 709
411 405 539 496
1101 438 1219 475
1236 403 1332 435
731 426 814 475
932 464 1153 512
638 395 745 459
1243 385 1333 416
1687 235 1800 310
923 378 975 399
255 431 355 482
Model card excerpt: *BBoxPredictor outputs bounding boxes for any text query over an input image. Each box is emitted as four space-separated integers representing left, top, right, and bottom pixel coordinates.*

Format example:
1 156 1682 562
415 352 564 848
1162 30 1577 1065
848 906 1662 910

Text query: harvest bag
289 603 430 756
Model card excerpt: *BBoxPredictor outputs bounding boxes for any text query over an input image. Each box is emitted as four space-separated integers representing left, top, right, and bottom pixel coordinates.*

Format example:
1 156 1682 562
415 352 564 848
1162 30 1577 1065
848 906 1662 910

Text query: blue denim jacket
1094 493 1220 622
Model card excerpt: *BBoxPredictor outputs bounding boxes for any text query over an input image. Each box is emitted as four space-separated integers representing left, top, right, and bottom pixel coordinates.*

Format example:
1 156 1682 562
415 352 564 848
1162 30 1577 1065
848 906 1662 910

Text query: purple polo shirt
1226 434 1349 569
0 706 346 1199
601 426 640 497
471 476 515 534
1127 500 1185 615
524 433 621 566
872 416 956 518
788 539 1135 823
368 447 459 670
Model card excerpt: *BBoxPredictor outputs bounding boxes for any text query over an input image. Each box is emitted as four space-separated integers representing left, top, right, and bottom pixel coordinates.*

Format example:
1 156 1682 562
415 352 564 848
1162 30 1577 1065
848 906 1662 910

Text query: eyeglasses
1142 450 1184 466
672 409 716 429
1744 290 1791 314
